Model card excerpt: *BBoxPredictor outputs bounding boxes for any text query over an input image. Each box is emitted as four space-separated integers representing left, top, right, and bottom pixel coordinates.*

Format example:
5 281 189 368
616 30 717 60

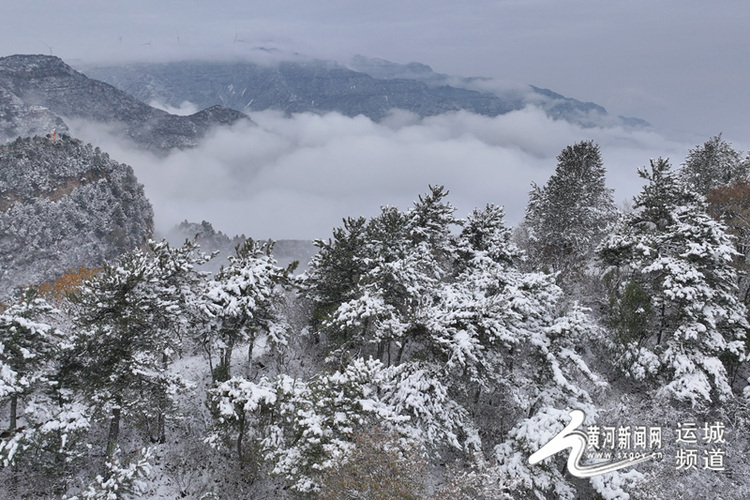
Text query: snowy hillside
2 135 750 498
0 135 153 299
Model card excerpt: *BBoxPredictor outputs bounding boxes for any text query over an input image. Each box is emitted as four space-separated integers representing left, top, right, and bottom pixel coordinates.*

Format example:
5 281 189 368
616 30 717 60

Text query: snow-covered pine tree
599 158 748 405
304 193 609 498
0 288 59 433
523 140 617 286
406 184 460 268
443 208 607 499
425 204 532 409
0 289 92 497
458 203 520 268
206 357 476 494
200 239 296 382
0 288 72 474
679 134 749 196
61 240 203 462
303 215 370 338
303 185 462 368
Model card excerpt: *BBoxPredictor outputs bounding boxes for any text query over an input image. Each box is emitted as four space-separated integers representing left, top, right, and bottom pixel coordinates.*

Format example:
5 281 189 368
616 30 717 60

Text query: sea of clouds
72 106 700 241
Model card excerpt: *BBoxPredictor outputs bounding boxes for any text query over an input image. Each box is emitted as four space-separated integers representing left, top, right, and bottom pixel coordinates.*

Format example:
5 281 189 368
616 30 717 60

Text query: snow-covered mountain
80 55 649 127
0 134 153 299
0 54 250 153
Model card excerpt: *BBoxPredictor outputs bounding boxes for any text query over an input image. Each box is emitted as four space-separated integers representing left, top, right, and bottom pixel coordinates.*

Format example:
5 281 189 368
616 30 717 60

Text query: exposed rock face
0 54 251 152
0 135 153 299
0 87 69 141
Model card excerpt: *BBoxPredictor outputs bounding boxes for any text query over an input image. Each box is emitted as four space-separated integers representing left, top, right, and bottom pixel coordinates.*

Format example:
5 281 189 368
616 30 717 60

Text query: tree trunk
156 353 168 444
204 341 215 376
106 406 121 464
215 339 234 382
156 411 166 444
395 340 407 366
656 303 666 345
237 413 245 469
247 330 256 364
9 393 17 431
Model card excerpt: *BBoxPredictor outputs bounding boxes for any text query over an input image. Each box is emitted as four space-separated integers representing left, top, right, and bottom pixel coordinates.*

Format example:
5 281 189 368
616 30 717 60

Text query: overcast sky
5 1 749 239
5 0 749 140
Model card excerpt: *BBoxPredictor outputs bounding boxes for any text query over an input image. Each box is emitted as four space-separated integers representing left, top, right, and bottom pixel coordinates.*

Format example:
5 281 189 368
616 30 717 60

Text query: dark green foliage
306 216 370 325
302 185 461 365
608 279 652 345
61 241 202 458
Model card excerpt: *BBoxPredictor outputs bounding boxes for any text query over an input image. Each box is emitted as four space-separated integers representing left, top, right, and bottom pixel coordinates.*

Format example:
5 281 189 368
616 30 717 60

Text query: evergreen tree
458 203 520 268
62 240 203 461
303 192 607 498
304 215 370 328
303 185 461 368
599 158 748 405
0 288 59 433
679 134 748 196
0 290 91 494
490 306 605 500
200 239 296 381
523 140 617 283
447 209 606 499
206 357 476 493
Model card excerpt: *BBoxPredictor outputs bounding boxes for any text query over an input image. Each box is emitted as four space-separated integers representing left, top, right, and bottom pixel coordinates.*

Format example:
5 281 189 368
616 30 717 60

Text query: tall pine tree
599 158 748 405
0 288 59 433
200 239 296 381
523 140 616 285
62 240 203 461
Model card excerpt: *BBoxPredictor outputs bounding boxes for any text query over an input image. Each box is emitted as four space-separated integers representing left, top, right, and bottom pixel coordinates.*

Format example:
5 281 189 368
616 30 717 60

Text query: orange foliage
38 267 101 303
707 180 750 258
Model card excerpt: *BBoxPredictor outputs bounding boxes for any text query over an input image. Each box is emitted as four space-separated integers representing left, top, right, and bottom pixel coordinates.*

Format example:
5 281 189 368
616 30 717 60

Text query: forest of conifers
2 136 750 499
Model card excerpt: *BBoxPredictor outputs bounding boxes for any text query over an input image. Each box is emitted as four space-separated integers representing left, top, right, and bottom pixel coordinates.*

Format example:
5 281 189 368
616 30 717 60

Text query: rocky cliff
0 134 153 299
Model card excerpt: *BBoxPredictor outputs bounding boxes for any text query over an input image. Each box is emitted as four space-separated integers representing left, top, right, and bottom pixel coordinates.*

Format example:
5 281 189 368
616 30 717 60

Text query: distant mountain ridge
80 55 648 128
0 54 250 152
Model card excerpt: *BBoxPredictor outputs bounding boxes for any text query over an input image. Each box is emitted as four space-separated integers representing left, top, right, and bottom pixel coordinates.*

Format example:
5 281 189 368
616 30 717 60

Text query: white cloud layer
73 107 697 241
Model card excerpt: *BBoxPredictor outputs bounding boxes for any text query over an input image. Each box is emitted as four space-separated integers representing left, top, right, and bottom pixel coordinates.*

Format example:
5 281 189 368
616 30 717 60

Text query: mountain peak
350 55 434 79
0 54 251 152
0 54 75 78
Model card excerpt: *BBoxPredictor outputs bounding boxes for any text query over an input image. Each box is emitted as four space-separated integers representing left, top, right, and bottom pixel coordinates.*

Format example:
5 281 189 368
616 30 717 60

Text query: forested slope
1 136 750 499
